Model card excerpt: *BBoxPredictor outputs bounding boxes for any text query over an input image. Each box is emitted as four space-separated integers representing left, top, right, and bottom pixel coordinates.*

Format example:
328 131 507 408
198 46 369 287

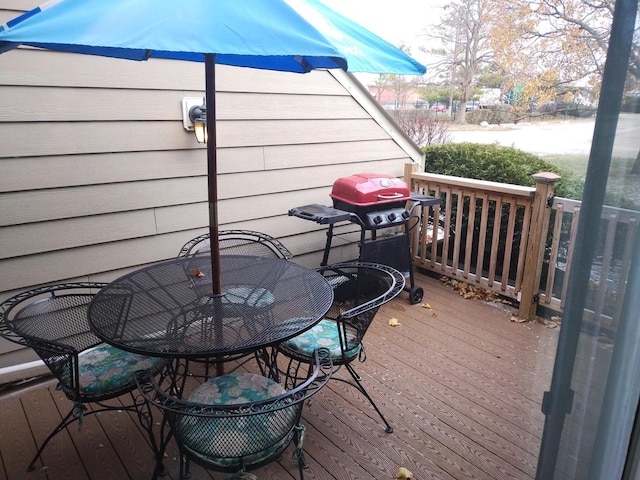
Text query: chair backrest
0 283 107 397
319 262 405 351
135 348 332 472
177 230 293 260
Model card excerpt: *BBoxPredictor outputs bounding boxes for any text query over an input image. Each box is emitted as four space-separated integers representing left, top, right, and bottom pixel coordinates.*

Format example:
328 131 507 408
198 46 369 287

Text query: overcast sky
318 0 444 84
319 0 444 64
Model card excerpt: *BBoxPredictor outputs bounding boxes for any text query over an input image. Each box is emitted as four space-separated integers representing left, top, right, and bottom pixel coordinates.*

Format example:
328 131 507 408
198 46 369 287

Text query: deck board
0 271 558 480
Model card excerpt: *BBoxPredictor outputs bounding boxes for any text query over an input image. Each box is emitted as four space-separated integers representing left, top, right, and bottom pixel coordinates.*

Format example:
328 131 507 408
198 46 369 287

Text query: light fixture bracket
182 97 205 131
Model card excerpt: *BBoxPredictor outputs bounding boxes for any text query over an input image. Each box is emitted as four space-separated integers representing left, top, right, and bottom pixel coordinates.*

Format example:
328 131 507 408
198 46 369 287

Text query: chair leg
293 424 309 480
345 363 394 433
179 453 192 479
27 406 79 471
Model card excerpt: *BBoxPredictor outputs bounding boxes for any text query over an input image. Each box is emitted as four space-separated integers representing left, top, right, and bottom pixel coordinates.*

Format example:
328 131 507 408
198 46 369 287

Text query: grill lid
330 173 411 207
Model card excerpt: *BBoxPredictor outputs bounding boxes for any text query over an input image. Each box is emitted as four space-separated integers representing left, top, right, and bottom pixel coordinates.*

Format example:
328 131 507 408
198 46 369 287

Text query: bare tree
389 110 452 146
423 0 494 124
494 0 640 171
370 74 394 103
490 0 615 100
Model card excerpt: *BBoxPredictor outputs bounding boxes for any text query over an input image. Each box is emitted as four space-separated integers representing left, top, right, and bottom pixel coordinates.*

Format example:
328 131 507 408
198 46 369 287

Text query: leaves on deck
439 276 562 328
421 302 438 317
539 315 562 328
440 276 511 304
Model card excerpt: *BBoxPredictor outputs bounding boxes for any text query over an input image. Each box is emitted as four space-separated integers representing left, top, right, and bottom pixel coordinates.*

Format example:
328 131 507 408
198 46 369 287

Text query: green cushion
180 373 295 467
280 319 360 360
78 344 162 395
189 372 285 404
224 287 274 309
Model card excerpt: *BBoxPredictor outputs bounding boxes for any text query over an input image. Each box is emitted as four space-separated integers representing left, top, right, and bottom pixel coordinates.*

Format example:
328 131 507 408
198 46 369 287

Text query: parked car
415 100 429 109
431 102 447 112
465 101 479 112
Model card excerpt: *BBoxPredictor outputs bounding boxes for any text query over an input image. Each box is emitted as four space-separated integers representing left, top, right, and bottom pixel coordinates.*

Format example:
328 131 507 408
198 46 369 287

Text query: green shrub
466 105 516 125
421 143 586 282
422 142 584 199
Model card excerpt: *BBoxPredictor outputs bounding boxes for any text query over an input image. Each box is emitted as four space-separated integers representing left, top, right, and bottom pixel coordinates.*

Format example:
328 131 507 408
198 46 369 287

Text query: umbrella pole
205 53 222 296
205 54 225 377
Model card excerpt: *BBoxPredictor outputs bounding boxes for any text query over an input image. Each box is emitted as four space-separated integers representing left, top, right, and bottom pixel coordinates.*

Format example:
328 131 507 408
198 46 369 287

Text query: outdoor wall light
182 96 208 143
189 105 207 143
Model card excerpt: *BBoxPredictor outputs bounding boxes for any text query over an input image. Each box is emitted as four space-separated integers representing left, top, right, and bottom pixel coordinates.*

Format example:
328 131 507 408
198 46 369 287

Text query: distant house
0 3 424 379
367 85 423 109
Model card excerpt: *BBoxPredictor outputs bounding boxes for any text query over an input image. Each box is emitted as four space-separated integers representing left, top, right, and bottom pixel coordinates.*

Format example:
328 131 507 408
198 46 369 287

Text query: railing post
519 172 561 320
404 162 419 187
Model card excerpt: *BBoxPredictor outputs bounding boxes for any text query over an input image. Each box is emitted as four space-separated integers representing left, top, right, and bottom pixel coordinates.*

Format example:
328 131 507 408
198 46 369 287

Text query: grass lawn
541 153 639 209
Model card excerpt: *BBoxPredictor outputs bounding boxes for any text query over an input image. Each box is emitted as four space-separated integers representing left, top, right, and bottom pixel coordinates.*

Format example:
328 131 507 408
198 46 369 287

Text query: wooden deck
0 271 559 480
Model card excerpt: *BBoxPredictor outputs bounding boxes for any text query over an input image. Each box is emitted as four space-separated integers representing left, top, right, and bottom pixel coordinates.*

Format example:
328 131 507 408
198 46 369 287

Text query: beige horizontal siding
0 118 387 157
1 157 402 228
264 139 410 169
0 48 349 94
0 210 158 259
0 0 28 12
0 150 211 193
1 178 205 226
1 87 366 123
1 231 188 293
0 139 406 193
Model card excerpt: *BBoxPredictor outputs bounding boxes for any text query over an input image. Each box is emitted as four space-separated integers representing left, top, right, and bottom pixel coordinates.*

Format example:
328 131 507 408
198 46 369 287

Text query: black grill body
289 188 440 305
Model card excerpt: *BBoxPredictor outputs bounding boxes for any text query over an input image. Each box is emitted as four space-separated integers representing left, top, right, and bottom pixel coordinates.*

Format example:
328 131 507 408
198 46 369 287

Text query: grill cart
289 173 441 304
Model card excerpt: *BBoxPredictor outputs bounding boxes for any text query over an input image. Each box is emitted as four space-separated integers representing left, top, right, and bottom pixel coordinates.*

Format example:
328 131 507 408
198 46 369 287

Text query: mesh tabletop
88 255 333 358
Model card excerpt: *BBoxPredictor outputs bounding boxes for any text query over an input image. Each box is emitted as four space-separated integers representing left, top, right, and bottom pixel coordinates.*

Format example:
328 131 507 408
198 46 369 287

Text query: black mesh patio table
88 255 334 359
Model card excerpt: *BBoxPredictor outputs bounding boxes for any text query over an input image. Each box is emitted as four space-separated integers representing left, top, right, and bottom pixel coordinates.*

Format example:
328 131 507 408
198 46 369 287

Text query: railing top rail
552 196 640 222
410 172 536 198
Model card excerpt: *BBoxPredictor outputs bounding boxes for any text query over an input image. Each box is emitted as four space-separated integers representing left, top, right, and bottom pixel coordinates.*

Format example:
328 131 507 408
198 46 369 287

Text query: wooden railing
539 198 639 328
404 164 639 323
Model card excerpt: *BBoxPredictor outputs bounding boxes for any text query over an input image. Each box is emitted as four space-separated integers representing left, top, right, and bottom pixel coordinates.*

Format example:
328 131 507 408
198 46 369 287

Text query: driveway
448 119 596 156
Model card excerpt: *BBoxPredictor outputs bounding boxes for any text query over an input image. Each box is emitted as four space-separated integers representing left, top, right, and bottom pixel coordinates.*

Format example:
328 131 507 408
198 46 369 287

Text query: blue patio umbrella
0 0 426 294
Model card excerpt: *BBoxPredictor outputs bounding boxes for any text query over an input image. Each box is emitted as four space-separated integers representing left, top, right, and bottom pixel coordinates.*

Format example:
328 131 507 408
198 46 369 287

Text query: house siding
0 2 422 378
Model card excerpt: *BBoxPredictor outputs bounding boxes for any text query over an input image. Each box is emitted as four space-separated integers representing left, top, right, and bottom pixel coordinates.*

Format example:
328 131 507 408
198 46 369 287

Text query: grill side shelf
410 193 442 207
288 204 356 225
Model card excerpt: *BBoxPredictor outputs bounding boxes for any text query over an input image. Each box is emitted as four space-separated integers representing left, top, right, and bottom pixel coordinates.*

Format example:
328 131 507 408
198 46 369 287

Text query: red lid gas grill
289 173 441 304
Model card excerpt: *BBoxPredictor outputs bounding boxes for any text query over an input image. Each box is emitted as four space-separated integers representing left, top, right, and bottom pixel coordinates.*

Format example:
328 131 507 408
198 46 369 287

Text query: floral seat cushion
223 286 274 309
280 319 361 360
189 372 285 405
180 373 295 467
78 344 162 395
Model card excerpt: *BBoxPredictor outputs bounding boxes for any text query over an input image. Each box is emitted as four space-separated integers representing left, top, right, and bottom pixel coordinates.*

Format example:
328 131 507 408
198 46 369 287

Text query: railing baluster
407 166 638 324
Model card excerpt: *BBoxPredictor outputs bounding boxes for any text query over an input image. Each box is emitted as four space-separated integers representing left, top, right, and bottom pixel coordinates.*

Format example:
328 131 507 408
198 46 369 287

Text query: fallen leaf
396 466 414 480
422 302 432 309
510 315 527 323
388 318 402 326
192 268 205 277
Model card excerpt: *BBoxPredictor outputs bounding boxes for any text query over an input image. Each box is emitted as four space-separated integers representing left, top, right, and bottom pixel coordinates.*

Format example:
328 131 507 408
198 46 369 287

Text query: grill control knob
387 212 397 222
402 210 411 219
373 215 383 225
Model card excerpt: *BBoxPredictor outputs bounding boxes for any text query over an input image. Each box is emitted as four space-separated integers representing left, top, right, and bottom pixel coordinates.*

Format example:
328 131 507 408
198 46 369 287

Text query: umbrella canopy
0 0 426 74
0 0 426 294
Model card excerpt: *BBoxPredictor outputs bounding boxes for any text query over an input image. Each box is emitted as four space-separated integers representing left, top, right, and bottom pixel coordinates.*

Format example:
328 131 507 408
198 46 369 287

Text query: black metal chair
276 262 405 433
177 229 293 260
0 282 165 471
177 230 293 376
135 347 332 480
